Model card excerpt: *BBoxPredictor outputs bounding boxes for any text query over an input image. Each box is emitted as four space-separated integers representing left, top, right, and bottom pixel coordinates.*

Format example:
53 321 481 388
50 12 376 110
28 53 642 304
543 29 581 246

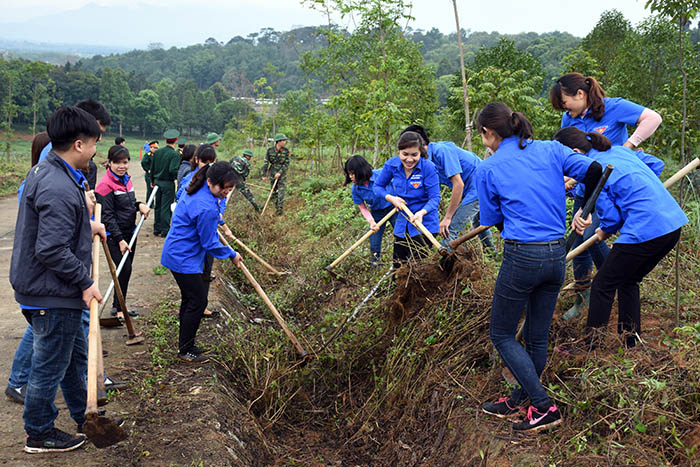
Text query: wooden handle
101 238 137 337
566 234 599 262
261 177 280 215
399 205 442 250
664 157 700 188
226 231 283 275
86 203 102 415
328 207 397 269
448 224 490 251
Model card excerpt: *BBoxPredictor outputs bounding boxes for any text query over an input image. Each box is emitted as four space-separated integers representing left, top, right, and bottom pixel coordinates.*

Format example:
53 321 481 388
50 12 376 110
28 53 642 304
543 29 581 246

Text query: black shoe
178 351 210 363
77 412 124 435
202 310 220 319
512 404 562 432
104 377 128 392
112 308 139 318
24 427 86 453
5 384 26 404
481 397 523 419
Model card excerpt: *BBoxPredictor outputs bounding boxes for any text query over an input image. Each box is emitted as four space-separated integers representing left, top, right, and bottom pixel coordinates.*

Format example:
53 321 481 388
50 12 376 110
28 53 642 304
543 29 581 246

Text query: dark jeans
22 308 87 437
107 235 136 312
154 179 175 234
393 233 432 269
369 207 397 256
571 196 610 286
489 240 566 409
171 271 208 354
587 228 681 347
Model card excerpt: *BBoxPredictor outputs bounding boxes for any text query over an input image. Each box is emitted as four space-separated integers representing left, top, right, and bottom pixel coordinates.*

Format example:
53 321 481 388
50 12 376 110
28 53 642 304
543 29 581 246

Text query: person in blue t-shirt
555 127 687 349
373 131 441 269
402 125 494 252
550 73 663 319
344 155 397 267
475 102 603 434
161 161 242 363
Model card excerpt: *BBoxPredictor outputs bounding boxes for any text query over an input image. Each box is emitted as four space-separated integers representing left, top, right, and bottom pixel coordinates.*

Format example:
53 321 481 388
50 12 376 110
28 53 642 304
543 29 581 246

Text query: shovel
399 205 442 250
564 164 614 252
261 176 280 216
663 157 700 188
217 231 308 359
84 204 128 448
223 230 287 276
101 238 145 345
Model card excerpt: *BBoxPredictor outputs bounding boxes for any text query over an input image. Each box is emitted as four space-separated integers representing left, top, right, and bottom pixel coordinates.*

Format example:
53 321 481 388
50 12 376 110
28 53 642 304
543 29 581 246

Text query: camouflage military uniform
230 155 261 211
262 146 290 215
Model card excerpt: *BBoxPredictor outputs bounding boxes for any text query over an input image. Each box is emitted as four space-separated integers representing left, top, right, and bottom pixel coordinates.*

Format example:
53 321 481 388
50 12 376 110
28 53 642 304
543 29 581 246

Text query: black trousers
171 271 209 354
393 234 432 269
587 228 681 347
107 235 136 312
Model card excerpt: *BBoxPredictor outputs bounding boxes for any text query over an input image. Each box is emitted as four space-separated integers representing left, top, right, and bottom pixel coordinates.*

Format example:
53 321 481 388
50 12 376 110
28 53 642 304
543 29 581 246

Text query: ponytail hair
397 131 428 158
186 160 240 195
553 126 612 153
475 102 533 149
550 73 606 121
31 132 51 167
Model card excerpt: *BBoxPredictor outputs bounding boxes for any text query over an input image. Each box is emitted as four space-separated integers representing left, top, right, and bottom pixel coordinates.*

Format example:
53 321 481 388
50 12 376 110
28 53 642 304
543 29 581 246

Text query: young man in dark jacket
10 106 106 453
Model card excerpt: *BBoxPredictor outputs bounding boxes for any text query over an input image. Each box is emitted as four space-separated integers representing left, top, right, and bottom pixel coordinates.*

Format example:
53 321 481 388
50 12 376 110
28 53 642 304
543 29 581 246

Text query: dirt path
0 159 193 464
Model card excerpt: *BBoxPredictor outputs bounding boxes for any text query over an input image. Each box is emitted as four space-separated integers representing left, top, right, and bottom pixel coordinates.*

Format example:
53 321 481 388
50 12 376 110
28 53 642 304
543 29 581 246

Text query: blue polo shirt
161 182 237 274
587 146 687 244
475 137 593 242
373 156 441 238
561 97 645 146
351 168 392 211
427 141 480 205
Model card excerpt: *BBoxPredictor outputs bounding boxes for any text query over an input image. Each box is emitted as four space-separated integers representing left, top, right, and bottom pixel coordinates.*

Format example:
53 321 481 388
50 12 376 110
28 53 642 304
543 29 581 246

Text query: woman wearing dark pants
161 162 241 363
475 103 602 433
555 127 688 348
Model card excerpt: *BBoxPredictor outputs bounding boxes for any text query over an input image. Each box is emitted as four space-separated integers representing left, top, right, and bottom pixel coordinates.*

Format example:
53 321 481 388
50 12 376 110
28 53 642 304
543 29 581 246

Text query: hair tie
585 78 591 85
586 135 592 141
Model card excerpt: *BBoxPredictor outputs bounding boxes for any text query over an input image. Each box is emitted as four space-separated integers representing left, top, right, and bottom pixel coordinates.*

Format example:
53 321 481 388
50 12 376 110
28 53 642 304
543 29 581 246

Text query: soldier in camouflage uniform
230 149 261 212
262 133 290 215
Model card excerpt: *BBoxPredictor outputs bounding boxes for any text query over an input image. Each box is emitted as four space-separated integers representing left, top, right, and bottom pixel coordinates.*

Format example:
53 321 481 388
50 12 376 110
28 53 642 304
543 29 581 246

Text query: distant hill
0 38 129 65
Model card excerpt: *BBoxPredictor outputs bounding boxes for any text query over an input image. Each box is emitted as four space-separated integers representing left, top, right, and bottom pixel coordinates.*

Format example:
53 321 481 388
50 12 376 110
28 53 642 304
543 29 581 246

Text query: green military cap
274 133 287 142
178 137 187 145
242 149 254 157
206 132 221 144
163 129 180 139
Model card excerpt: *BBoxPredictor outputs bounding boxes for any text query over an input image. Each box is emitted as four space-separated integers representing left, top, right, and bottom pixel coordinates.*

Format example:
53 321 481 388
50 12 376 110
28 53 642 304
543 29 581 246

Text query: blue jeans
489 240 565 409
23 308 87 437
369 206 397 256
571 196 609 286
9 310 90 388
442 199 493 250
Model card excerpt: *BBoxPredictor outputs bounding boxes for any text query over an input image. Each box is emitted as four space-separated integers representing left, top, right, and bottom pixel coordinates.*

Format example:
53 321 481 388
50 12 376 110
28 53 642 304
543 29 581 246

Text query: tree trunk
372 121 379 167
452 0 473 151
119 121 123 137
674 15 688 328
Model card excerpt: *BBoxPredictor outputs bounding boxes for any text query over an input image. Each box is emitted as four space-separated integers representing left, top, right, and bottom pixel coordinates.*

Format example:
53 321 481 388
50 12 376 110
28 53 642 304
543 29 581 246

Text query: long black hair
344 155 373 185
191 143 217 170
475 102 533 149
554 126 612 153
181 144 196 163
397 131 428 158
186 161 240 195
549 73 606 121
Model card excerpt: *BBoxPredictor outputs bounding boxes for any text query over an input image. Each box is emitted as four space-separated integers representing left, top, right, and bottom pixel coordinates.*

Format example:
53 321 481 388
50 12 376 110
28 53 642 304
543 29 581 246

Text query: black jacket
11 152 93 309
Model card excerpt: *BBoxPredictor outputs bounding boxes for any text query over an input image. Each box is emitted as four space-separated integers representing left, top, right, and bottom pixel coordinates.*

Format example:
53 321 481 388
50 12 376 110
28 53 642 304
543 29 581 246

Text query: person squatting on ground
141 139 159 202
344 155 397 266
10 106 107 453
262 133 290 216
95 145 151 319
177 144 196 188
160 161 242 364
554 127 687 349
402 124 494 253
230 149 262 212
550 73 663 319
475 102 603 433
373 131 441 269
151 129 181 237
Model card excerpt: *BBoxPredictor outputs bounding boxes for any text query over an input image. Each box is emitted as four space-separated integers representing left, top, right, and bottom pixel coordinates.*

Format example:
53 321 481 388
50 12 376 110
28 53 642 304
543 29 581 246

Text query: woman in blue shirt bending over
476 102 603 433
344 155 397 267
550 73 663 319
161 161 242 364
373 131 440 269
555 127 687 349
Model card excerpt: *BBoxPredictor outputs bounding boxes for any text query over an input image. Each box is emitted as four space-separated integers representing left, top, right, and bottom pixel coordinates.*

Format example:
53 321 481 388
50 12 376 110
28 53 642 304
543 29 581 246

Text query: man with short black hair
115 136 126 146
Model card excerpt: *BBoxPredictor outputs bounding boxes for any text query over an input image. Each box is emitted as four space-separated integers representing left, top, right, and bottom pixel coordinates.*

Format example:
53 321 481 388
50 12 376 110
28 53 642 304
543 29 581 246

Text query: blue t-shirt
161 182 237 274
427 141 480 205
588 147 687 244
177 166 226 225
351 168 392 211
373 156 441 238
475 137 593 242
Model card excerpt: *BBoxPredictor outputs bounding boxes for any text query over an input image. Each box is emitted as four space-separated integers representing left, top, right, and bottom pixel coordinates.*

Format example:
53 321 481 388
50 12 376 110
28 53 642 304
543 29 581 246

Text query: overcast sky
0 0 652 48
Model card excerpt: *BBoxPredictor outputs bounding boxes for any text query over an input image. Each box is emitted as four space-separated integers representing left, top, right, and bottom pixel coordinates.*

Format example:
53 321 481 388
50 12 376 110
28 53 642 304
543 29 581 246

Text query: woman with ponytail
554 127 687 349
95 145 150 319
161 161 242 363
475 102 603 433
550 73 663 317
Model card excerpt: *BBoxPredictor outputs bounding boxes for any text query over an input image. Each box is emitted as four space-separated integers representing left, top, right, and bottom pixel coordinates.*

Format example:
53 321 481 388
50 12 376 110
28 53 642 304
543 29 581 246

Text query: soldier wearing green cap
230 149 261 212
205 132 221 147
141 140 159 202
151 129 181 236
177 137 187 155
262 133 290 215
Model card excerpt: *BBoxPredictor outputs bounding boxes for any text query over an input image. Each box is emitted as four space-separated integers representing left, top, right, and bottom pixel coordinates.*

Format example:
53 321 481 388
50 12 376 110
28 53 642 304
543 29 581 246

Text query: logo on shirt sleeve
593 125 608 134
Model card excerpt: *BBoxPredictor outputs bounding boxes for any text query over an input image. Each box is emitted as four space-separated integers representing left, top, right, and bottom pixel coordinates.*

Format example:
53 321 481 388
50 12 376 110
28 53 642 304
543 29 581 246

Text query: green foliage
580 9 632 85
560 47 600 78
